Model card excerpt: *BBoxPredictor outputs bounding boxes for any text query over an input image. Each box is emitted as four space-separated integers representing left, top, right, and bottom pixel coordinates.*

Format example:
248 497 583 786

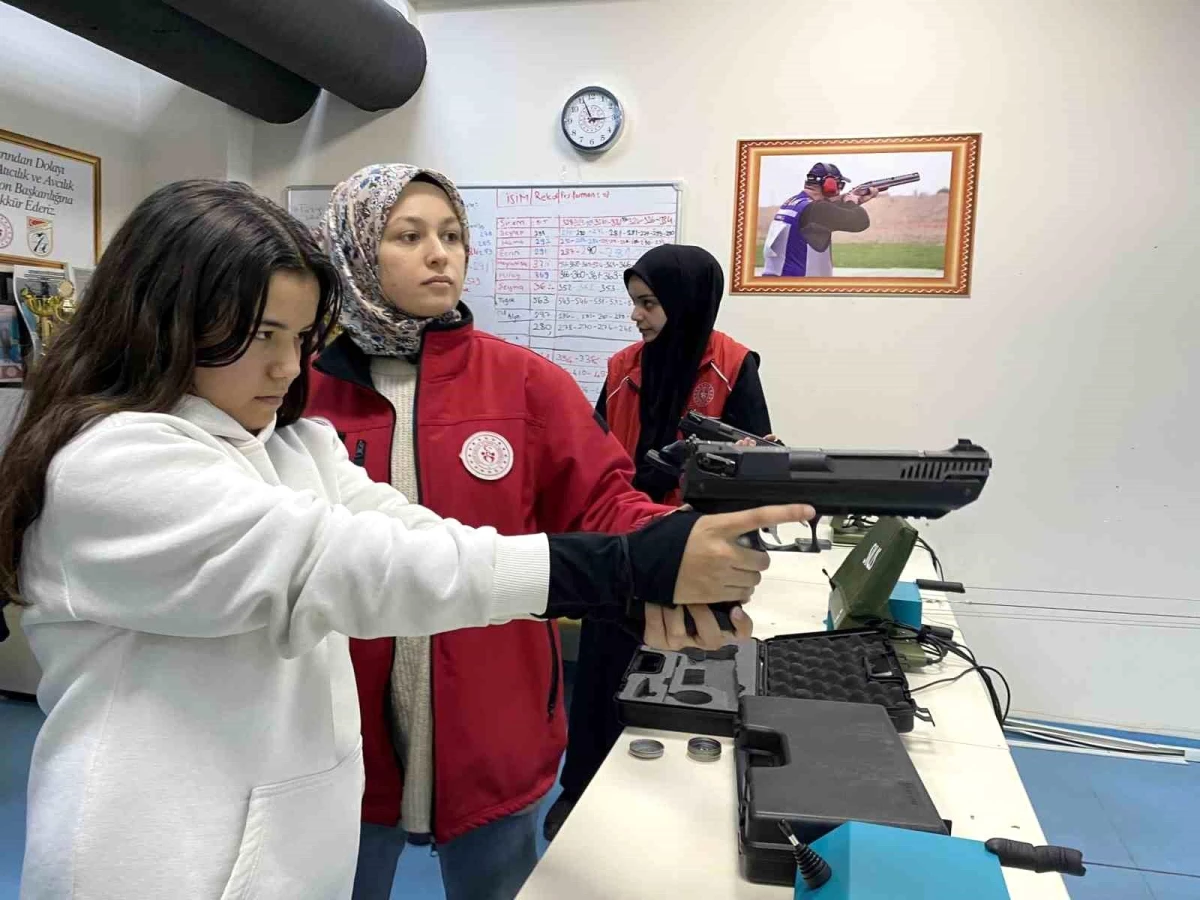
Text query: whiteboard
286 182 682 402
284 185 334 235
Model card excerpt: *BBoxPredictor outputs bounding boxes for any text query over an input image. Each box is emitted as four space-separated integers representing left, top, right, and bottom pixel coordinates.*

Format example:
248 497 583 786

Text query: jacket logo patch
460 431 514 481
691 382 716 408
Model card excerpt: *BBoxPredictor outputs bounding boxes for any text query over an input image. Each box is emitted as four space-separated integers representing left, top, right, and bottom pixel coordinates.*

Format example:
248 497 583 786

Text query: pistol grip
684 602 740 638
736 530 768 552
682 531 766 639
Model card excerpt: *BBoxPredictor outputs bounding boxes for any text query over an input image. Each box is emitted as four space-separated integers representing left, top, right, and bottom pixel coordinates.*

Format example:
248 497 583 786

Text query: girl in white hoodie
0 180 807 900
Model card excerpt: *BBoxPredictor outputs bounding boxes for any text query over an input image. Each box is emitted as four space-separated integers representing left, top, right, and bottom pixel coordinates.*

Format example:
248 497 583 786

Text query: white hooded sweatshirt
17 396 549 899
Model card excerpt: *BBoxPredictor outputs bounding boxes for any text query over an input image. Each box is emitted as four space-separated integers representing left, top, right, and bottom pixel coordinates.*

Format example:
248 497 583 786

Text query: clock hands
564 89 620 152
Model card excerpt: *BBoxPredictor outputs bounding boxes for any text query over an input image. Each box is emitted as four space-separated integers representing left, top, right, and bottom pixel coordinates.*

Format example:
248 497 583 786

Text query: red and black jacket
599 331 769 504
307 309 669 842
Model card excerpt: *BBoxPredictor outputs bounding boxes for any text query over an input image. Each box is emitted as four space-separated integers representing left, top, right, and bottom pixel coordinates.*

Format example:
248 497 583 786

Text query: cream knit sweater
370 356 434 837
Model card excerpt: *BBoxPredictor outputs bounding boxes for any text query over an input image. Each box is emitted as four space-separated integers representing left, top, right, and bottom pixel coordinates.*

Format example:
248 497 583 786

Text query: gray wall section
0 389 25 443
0 389 40 695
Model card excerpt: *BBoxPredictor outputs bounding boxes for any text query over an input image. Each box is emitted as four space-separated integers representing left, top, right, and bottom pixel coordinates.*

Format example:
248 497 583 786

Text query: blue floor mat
1065 863 1154 900
1012 747 1200 879
1140 871 1200 900
0 697 42 899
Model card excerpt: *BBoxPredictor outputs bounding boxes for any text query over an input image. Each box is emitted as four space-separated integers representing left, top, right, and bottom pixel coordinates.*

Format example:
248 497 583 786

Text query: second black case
736 695 949 885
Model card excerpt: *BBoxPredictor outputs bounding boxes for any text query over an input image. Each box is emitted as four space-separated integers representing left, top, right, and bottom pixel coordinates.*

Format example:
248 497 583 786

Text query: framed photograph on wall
0 128 101 271
731 134 980 295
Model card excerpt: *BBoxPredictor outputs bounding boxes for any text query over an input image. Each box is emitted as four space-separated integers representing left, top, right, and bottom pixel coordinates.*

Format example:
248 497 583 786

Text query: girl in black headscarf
596 243 771 500
545 244 772 839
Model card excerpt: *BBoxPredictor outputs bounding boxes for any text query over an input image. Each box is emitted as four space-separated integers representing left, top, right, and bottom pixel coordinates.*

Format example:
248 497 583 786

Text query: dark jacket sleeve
799 200 871 233
722 353 772 438
797 200 871 253
543 511 699 623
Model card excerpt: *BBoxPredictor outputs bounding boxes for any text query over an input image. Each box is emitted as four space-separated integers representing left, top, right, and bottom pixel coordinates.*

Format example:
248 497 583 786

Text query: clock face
562 87 624 154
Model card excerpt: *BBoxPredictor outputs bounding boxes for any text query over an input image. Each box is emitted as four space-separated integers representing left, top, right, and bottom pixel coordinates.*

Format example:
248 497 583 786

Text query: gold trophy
19 278 75 351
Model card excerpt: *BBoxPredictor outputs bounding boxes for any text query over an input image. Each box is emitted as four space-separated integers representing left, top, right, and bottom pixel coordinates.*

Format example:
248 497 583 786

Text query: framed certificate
0 128 101 271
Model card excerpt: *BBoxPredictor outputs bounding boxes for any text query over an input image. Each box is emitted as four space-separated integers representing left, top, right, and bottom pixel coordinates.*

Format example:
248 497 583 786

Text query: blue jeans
352 806 540 900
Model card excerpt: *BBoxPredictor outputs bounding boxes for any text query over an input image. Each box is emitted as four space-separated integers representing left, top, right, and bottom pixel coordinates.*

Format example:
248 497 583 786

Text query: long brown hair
0 179 340 606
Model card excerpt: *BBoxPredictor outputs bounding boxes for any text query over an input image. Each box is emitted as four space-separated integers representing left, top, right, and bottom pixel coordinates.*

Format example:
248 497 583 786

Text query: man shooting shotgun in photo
762 163 921 277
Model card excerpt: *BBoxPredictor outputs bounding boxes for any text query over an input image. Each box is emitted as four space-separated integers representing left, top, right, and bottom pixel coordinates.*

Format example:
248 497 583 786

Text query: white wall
0 3 253 248
0 4 145 250
253 0 1200 737
137 72 256 193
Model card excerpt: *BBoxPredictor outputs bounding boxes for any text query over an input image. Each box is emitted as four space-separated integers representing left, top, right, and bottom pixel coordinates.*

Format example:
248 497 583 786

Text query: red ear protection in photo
808 162 848 197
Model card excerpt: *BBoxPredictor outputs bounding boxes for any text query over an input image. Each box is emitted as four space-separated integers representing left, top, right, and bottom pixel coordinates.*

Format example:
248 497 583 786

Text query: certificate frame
0 128 102 271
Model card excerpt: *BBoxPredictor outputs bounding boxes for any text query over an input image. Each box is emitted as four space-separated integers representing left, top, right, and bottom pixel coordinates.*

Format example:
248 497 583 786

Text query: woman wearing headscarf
546 243 773 839
306 168 793 900
601 244 772 499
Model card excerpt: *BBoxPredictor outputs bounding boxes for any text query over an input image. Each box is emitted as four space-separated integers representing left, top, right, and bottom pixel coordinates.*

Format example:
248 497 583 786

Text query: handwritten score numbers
460 184 680 403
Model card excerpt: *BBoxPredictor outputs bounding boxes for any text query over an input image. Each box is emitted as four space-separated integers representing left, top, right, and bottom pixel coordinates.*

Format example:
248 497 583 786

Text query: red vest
604 331 751 503
307 319 667 842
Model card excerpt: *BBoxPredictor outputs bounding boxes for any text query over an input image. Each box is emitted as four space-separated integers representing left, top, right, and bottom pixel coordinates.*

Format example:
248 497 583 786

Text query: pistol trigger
765 526 781 546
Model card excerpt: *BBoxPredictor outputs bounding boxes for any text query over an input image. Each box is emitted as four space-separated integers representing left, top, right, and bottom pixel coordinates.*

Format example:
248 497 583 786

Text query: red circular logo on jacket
460 431 514 481
691 382 716 409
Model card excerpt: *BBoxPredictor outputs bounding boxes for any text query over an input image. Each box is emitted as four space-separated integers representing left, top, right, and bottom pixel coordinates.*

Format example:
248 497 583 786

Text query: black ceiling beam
164 0 427 112
8 0 320 124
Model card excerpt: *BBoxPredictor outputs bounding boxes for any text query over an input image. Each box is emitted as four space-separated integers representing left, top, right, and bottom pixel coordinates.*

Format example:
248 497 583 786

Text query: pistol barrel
681 439 991 520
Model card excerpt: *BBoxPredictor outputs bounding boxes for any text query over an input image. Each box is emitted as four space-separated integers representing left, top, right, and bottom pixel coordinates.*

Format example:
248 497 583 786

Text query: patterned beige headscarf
322 163 469 356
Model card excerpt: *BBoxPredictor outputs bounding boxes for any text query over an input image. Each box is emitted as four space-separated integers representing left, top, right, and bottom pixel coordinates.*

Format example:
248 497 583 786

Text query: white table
520 530 1070 900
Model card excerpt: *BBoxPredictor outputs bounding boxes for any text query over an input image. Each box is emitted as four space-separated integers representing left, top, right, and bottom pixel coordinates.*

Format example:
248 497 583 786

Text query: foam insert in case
615 640 758 737
616 628 923 737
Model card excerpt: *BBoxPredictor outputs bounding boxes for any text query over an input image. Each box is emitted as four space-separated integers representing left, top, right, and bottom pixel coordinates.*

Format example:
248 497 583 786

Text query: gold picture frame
731 134 980 295
0 128 102 270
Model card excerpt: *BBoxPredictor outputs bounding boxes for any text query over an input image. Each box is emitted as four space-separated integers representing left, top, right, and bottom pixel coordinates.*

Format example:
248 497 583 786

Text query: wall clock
561 86 624 155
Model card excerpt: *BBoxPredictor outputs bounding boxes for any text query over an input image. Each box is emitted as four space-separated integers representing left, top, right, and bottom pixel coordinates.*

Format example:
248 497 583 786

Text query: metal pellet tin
687 737 722 762
628 738 665 760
